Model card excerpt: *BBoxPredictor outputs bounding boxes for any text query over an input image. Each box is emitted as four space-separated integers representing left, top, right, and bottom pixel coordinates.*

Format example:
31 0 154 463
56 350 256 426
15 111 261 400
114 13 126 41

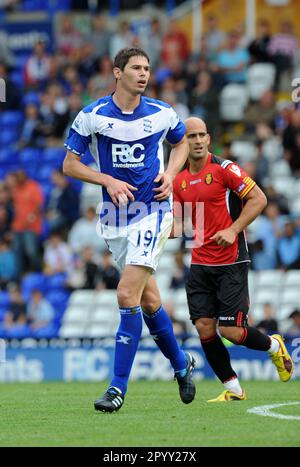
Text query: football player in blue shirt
63 47 195 412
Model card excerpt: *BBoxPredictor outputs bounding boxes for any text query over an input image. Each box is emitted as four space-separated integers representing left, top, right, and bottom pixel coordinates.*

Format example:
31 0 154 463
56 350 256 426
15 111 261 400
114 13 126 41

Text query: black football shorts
185 262 250 327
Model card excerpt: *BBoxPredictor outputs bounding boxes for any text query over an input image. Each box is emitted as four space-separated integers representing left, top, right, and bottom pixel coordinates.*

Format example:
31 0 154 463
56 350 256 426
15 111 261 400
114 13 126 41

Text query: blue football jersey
64 94 185 225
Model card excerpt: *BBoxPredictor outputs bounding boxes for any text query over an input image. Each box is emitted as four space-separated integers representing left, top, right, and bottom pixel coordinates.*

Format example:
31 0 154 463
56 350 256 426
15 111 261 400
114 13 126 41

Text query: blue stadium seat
22 92 40 106
21 0 46 11
45 273 67 290
42 147 66 165
21 163 38 179
0 165 19 178
0 291 10 308
0 307 6 322
5 325 31 339
15 54 30 70
45 289 70 309
19 147 42 165
0 111 24 128
10 70 25 88
48 0 71 13
40 182 54 207
0 129 19 146
31 323 58 339
21 273 46 300
36 164 56 183
0 149 19 166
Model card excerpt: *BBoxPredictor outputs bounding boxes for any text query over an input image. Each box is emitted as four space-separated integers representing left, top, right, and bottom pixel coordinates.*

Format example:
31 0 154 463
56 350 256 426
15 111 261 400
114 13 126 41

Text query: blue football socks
143 305 187 374
110 306 143 395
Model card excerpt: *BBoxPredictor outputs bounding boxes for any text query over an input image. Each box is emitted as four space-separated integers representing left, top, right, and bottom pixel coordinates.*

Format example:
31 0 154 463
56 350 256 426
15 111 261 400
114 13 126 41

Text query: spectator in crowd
96 250 120 291
0 238 17 289
188 70 220 137
86 13 111 61
3 284 27 330
0 30 15 67
161 18 189 66
256 303 278 335
24 39 52 89
164 301 188 336
204 14 226 55
67 245 99 290
248 18 271 63
283 110 300 176
68 206 107 255
253 140 269 187
109 21 135 60
47 169 80 232
0 181 13 239
160 90 189 122
87 55 115 100
284 309 300 338
267 20 298 89
277 219 300 270
0 61 21 110
170 250 190 290
27 288 55 333
64 92 83 136
38 84 69 144
17 102 45 149
216 29 250 85
250 201 285 270
140 18 163 69
43 231 73 276
56 14 83 59
9 170 44 277
244 90 277 131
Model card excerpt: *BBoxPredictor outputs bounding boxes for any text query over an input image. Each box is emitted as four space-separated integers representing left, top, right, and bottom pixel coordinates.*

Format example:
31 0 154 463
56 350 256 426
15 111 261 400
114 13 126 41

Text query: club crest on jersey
143 118 152 133
181 180 187 191
205 173 213 185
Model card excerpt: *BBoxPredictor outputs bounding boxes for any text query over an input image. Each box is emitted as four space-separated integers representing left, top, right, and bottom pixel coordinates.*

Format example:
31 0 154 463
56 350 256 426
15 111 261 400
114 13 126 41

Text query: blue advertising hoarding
1 343 299 382
1 18 53 54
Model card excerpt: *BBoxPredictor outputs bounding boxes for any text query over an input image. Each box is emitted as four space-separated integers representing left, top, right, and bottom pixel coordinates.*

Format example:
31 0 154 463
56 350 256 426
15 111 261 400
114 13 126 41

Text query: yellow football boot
270 334 294 382
207 390 247 402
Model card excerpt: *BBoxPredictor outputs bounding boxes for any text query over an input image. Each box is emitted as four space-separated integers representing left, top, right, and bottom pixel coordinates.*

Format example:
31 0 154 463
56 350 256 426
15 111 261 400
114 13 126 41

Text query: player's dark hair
113 47 150 70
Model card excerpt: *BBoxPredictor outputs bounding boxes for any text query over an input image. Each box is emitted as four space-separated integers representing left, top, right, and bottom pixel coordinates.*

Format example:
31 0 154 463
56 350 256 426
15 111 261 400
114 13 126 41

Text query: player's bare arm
169 215 183 239
210 185 267 247
63 150 137 206
153 136 189 200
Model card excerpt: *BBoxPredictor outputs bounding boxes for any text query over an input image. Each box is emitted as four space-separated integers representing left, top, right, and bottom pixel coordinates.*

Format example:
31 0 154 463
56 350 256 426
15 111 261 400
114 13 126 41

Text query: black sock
200 333 237 383
237 327 271 351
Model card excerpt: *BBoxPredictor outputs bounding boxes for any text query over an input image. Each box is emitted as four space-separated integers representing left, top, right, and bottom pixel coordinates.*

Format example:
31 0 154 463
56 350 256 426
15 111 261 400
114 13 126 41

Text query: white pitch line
248 402 300 420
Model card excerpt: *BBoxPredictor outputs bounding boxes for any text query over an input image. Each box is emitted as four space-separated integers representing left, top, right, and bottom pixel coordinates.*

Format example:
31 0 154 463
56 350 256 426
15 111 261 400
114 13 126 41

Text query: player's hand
210 227 237 247
104 176 137 206
153 173 173 200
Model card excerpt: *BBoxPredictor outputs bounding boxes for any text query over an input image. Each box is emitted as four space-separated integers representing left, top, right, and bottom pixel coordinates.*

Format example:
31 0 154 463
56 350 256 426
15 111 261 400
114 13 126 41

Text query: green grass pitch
0 380 299 447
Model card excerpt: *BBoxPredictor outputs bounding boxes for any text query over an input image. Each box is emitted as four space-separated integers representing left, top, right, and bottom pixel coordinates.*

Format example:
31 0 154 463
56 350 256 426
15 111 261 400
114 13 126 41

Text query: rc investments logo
0 78 6 102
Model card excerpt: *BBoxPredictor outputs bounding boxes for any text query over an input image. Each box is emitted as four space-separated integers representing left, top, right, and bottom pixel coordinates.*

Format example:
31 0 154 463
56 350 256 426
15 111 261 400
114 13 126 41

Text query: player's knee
195 318 216 338
140 297 161 313
117 284 137 307
219 326 243 343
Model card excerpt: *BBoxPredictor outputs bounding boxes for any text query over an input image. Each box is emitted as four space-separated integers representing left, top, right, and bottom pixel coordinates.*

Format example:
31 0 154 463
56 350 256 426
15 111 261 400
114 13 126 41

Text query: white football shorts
98 211 173 271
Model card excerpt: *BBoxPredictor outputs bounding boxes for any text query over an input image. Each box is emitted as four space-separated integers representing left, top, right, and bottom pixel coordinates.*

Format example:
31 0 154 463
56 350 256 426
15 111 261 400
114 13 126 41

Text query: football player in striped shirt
172 117 294 401
63 48 195 412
